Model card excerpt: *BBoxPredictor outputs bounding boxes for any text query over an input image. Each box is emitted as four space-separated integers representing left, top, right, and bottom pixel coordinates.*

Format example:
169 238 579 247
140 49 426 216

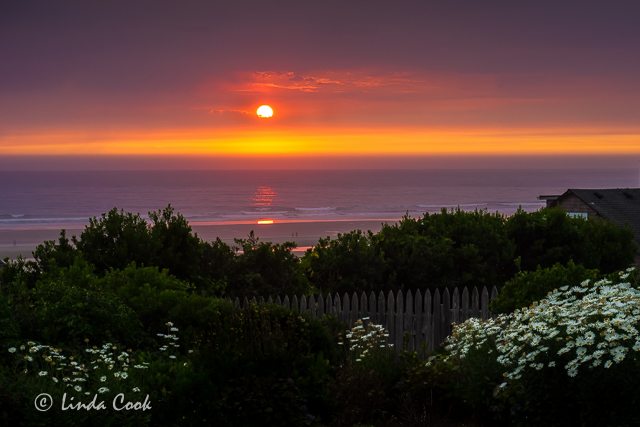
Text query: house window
567 212 588 219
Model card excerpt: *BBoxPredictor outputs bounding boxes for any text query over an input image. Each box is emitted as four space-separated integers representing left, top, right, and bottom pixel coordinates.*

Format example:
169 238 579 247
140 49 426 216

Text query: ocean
0 168 637 256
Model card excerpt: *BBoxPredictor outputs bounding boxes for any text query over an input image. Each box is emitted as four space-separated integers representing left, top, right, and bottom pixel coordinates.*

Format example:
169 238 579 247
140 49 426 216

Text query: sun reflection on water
252 186 276 209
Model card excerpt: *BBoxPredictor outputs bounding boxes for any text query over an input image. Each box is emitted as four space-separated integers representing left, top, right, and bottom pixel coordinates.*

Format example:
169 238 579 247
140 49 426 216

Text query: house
539 188 640 264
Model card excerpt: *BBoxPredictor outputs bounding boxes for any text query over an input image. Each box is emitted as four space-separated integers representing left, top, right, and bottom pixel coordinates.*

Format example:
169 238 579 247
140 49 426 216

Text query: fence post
378 290 386 325
361 292 368 320
395 290 404 350
414 289 424 356
405 290 415 352
351 292 359 325
369 291 377 323
342 293 350 324
471 287 480 318
442 288 451 337
309 295 317 317
424 289 433 352
317 294 325 317
481 287 490 319
461 287 470 321
433 289 442 348
334 294 341 318
490 286 499 316
386 291 395 348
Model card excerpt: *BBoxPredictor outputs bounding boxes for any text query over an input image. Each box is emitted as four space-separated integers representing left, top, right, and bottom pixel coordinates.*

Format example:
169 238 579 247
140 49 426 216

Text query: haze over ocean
1 167 637 257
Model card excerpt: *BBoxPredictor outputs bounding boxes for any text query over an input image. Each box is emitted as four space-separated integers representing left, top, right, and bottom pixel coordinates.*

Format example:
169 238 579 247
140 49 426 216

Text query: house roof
561 188 640 243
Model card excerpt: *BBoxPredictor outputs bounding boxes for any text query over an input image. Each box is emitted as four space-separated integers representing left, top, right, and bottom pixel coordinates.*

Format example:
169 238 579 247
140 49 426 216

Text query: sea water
1 168 637 230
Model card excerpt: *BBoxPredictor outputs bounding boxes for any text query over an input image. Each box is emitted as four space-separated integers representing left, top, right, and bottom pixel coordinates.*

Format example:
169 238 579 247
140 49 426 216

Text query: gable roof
562 188 640 243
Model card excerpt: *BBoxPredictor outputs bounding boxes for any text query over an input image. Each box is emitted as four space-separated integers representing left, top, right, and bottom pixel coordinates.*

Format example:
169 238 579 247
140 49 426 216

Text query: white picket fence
233 286 499 354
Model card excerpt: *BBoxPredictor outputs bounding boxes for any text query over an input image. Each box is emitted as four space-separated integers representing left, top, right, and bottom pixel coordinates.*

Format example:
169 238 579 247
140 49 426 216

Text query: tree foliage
506 208 636 272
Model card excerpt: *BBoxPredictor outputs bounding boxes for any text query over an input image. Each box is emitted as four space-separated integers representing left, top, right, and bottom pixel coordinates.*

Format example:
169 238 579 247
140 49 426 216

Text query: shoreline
0 218 397 259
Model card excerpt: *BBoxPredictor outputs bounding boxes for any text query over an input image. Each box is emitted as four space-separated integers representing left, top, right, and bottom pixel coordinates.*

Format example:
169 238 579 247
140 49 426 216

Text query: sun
256 105 274 118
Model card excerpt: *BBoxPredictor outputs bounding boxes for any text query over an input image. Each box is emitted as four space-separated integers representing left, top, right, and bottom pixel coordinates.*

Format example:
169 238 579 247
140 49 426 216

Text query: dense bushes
506 208 636 272
437 269 640 425
301 230 386 294
1 205 638 425
9 205 637 298
303 208 636 294
0 261 344 425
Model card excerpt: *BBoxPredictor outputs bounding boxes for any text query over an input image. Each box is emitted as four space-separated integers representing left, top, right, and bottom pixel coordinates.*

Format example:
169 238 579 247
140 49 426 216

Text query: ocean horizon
1 167 638 257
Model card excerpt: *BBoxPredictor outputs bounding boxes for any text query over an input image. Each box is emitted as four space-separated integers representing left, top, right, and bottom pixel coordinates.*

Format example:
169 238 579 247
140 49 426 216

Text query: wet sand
0 218 397 259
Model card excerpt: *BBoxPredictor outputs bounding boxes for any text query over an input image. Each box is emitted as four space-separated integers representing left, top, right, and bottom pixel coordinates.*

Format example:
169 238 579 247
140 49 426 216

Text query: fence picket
433 289 442 350
395 290 404 350
342 293 350 324
442 288 451 337
361 292 368 319
461 287 470 321
377 290 386 325
481 287 490 319
369 292 377 323
452 287 460 324
424 289 433 352
471 287 480 318
405 290 415 352
387 291 395 348
414 289 424 355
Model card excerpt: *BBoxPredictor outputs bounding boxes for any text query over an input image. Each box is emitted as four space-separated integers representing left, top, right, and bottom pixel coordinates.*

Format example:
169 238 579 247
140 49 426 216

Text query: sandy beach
0 218 396 259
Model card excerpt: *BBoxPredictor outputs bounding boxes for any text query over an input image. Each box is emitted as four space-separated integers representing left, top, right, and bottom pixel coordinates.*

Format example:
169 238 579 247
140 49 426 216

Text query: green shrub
301 230 387 294
144 303 341 426
77 208 154 273
0 323 190 427
229 232 310 297
99 264 192 333
507 208 636 273
29 278 142 348
491 261 599 314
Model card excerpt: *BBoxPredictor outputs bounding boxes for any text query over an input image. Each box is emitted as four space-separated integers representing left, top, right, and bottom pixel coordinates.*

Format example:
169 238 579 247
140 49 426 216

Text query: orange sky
2 2 640 162
2 127 640 157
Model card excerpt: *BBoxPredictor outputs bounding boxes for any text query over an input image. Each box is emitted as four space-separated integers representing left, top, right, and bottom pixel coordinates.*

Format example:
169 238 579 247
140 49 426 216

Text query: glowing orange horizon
2 126 639 156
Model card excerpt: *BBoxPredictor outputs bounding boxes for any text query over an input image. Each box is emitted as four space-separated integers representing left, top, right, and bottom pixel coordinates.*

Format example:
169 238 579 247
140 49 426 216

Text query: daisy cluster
156 321 181 360
443 268 639 389
6 321 184 395
342 317 393 362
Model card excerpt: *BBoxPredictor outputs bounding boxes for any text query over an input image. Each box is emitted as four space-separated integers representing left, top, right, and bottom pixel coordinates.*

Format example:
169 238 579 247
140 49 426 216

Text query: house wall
556 194 599 218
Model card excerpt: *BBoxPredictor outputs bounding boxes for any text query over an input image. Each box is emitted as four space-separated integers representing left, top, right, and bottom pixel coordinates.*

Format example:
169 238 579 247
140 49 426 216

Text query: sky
1 0 640 168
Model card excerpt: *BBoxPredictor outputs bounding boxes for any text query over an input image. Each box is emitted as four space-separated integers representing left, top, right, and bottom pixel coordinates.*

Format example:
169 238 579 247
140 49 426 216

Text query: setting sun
256 105 274 118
